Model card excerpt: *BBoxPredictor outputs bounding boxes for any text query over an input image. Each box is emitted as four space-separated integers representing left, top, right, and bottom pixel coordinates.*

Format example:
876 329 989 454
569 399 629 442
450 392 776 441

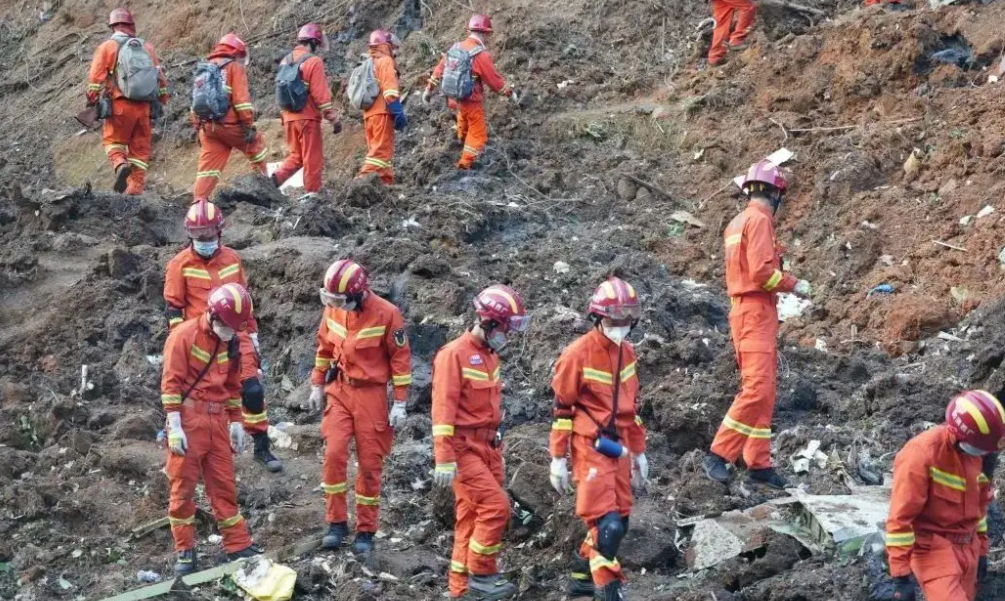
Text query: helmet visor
319 288 348 308
605 304 641 321
186 225 219 241
508 314 531 333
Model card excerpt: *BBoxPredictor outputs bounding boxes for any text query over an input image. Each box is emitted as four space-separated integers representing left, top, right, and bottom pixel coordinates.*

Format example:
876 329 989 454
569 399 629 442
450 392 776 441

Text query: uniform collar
588 327 618 351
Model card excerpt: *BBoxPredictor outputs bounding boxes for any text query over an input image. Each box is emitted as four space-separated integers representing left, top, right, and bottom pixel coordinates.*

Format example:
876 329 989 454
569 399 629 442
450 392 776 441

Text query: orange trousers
448 432 508 598
102 98 152 195
572 433 632 588
321 382 392 532
710 296 778 470
166 402 252 553
358 114 395 184
912 533 981 601
708 0 757 65
237 332 268 436
274 119 324 193
456 101 488 169
193 124 268 201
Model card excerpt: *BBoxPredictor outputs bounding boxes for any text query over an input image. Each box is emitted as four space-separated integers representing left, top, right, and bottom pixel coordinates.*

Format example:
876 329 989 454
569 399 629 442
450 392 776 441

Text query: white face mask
959 442 989 457
192 239 219 257
212 322 235 342
602 325 631 346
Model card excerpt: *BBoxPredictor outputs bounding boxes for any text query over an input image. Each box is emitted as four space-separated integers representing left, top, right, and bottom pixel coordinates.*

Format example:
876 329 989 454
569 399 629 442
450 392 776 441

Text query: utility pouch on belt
594 435 625 458
325 365 340 384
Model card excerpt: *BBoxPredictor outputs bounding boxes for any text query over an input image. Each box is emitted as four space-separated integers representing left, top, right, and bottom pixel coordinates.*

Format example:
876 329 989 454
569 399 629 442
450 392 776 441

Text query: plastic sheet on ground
266 162 303 194
232 556 297 601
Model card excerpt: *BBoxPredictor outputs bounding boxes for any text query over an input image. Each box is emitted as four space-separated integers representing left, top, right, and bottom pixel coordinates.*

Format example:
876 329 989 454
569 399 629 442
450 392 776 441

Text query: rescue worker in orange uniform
272 24 342 195
885 390 1004 601
162 283 263 574
164 201 282 473
422 15 518 170
308 260 412 555
707 0 756 66
86 8 169 195
549 278 649 601
432 285 531 600
357 30 407 184
192 34 269 200
704 160 811 490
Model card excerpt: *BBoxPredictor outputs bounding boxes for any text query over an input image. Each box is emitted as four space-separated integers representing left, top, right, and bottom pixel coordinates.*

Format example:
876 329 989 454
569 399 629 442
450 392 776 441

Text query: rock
113 335 151 382
619 497 677 570
938 178 958 196
59 429 95 455
107 248 141 279
215 173 284 208
0 447 37 480
373 547 440 578
98 442 162 479
1 381 33 405
409 255 451 278
903 151 921 181
634 186 652 204
616 177 638 201
110 410 161 442
344 174 392 208
507 461 553 516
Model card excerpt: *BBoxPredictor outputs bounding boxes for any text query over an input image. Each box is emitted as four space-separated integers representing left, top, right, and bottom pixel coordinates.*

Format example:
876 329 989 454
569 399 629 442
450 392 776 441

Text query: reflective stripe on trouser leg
354 385 392 532
322 390 353 525
299 120 325 192
193 128 230 200
273 120 304 186
201 414 253 553
449 490 476 597
457 438 508 575
166 448 199 552
358 114 395 184
709 349 777 468
457 102 487 168
125 107 152 195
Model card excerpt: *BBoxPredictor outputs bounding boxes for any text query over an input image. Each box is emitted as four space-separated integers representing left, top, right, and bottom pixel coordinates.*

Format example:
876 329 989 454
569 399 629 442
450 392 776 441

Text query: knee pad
241 378 264 413
596 512 626 560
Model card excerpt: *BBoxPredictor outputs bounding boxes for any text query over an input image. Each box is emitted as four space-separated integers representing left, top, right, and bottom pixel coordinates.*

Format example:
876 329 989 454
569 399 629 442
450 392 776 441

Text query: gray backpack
441 43 483 100
113 33 160 101
191 59 232 121
347 57 380 110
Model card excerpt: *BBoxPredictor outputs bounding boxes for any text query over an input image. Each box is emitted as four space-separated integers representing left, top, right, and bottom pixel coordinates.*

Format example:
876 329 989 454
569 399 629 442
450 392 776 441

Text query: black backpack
275 52 313 112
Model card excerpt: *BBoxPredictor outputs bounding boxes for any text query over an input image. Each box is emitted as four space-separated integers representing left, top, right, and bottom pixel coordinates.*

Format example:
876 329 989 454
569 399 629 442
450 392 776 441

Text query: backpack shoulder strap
467 45 484 58
294 52 314 67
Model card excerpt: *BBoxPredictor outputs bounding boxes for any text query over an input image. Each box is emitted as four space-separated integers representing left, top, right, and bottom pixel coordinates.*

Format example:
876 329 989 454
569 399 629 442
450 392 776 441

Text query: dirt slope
3 0 1005 600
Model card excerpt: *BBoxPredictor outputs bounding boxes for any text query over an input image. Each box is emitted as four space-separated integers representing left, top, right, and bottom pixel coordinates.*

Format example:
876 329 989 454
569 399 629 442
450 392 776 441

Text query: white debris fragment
402 217 421 229
792 440 828 473
670 210 706 229
814 338 828 353
777 293 811 322
557 80 575 89
553 261 571 274
267 425 294 450
146 355 163 366
977 205 995 219
959 215 973 227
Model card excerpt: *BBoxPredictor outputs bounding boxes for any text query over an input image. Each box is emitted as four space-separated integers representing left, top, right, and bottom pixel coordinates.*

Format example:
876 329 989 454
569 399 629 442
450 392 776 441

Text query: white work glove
388 402 407 428
308 385 324 412
421 88 433 105
550 457 571 495
167 412 187 456
631 453 649 490
510 90 520 103
249 332 261 354
793 280 812 298
229 421 246 454
433 463 456 488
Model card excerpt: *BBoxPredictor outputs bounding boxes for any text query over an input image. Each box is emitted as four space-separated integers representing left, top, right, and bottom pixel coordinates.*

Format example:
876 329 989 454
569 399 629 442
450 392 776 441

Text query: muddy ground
2 0 1005 600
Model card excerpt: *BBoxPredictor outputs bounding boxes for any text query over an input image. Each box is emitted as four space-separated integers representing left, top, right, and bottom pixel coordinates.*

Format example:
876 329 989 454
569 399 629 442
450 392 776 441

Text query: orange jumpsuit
161 314 253 553
709 202 796 470
432 332 510 597
550 329 646 589
87 32 169 195
192 45 269 200
273 47 335 193
886 426 991 601
312 295 412 533
357 45 400 184
428 36 512 169
708 0 757 65
163 245 267 435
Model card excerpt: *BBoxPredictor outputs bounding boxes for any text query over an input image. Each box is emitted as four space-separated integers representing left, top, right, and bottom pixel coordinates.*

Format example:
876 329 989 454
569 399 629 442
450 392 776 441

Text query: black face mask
771 193 784 215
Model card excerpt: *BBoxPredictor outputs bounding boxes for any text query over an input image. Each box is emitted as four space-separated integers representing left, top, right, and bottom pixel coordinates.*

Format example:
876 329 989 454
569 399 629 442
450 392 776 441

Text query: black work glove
979 556 988 582
892 576 916 601
243 126 257 145
332 120 342 135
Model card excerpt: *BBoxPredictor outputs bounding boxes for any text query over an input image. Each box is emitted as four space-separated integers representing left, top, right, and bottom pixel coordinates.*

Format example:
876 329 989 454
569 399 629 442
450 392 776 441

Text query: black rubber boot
467 574 517 600
322 522 348 549
746 467 789 490
253 433 283 473
568 553 595 597
227 543 263 561
113 163 132 193
353 532 375 555
174 549 196 575
703 453 730 484
594 580 625 601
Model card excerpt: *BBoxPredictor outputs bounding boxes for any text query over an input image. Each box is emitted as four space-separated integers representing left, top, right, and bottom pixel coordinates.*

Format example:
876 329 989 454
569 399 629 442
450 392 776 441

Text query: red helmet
184 200 224 239
589 277 641 321
468 14 493 33
208 283 254 331
473 285 529 332
368 30 401 48
946 390 1005 453
298 23 324 43
108 7 134 27
321 260 368 307
741 159 788 195
218 33 247 57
